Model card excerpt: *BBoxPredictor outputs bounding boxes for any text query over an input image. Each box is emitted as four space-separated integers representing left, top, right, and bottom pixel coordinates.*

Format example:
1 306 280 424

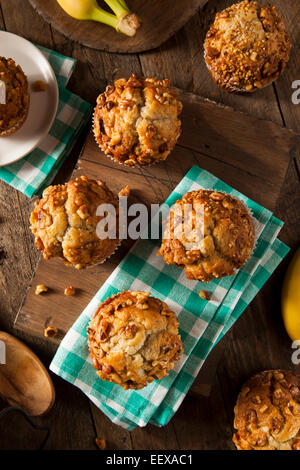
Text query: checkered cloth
0 44 92 197
50 166 289 430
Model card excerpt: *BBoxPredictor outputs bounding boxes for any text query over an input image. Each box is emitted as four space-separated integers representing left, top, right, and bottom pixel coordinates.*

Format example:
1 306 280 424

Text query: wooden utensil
0 332 55 416
29 0 208 53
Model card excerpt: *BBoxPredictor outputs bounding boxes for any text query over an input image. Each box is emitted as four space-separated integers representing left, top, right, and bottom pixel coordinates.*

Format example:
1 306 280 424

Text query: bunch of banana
57 0 140 37
282 247 300 342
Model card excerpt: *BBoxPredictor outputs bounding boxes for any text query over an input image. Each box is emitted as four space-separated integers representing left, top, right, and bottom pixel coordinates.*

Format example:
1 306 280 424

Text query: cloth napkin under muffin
0 44 92 198
50 166 289 430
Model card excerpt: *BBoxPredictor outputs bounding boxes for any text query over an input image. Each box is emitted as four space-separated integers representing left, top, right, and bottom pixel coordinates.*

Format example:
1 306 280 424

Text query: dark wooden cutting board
14 90 299 396
29 0 208 53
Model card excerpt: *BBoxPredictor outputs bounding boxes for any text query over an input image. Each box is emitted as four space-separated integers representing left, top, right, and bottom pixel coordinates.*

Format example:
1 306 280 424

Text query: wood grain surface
0 0 299 450
14 91 298 398
15 93 298 337
29 0 208 53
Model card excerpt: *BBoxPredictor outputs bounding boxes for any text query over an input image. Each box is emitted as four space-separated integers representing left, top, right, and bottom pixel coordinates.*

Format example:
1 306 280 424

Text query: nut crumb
44 326 58 338
199 290 211 301
95 437 106 450
64 286 76 296
32 80 48 92
118 185 130 198
35 284 48 295
259 404 268 413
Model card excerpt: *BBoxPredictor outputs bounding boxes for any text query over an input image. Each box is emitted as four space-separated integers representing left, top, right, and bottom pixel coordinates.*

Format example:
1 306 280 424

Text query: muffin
204 1 291 93
233 370 300 450
93 74 183 167
30 176 129 269
158 190 254 282
0 57 30 136
87 291 183 389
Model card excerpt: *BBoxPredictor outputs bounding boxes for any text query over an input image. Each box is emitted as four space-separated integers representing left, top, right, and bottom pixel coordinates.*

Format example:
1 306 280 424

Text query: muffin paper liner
85 239 122 269
50 165 289 430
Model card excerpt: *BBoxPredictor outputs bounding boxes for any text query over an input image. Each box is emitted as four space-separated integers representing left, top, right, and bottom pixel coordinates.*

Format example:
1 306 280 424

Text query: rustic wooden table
0 0 299 450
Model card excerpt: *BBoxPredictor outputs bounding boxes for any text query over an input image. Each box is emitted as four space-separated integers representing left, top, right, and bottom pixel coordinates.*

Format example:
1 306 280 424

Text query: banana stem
118 0 130 11
92 5 119 29
103 0 140 37
104 0 130 18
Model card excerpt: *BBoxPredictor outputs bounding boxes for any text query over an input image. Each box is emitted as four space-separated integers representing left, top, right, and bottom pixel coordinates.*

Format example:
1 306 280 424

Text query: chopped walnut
199 290 211 301
210 191 224 201
118 185 130 198
35 284 48 295
44 326 58 338
259 404 268 413
64 286 76 296
95 437 106 450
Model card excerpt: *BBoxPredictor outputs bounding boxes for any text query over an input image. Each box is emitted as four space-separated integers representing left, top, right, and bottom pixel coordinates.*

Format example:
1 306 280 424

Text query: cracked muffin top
158 190 254 282
88 291 183 390
30 176 128 269
0 57 30 136
233 370 300 450
204 0 291 93
93 74 182 166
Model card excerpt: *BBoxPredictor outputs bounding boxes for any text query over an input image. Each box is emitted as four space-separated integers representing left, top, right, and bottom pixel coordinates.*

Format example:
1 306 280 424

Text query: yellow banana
281 246 300 342
56 0 139 37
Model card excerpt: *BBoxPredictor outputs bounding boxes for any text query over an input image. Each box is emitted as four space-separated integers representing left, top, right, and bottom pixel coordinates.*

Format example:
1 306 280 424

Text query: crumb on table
199 290 211 300
35 284 48 295
44 326 58 338
95 437 106 450
64 286 76 296
118 185 131 198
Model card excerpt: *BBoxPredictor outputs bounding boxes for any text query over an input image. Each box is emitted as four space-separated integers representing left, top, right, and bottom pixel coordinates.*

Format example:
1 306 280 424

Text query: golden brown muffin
233 370 300 450
204 1 291 93
0 57 30 136
93 74 182 167
87 291 183 390
30 176 127 269
158 190 254 282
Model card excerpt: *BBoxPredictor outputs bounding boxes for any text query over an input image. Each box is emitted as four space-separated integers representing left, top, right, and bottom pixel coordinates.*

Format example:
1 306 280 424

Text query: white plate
0 31 58 166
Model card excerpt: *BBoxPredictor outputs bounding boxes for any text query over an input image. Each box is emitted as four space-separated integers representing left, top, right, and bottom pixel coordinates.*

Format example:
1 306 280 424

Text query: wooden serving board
14 90 299 396
29 0 208 53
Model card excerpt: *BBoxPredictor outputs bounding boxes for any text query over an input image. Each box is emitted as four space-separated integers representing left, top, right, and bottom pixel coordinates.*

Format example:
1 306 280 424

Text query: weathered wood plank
1 0 300 450
139 0 284 125
15 87 296 339
90 404 133 450
42 376 97 450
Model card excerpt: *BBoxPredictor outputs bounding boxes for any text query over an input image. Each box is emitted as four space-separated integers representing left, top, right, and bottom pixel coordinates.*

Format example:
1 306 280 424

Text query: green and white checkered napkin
0 45 92 198
50 166 290 430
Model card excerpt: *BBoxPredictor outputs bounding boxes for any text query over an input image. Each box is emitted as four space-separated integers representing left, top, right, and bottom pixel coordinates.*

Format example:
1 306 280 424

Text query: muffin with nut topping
158 189 254 282
30 176 130 269
87 291 183 389
233 370 300 450
204 1 291 93
93 74 183 166
0 57 30 136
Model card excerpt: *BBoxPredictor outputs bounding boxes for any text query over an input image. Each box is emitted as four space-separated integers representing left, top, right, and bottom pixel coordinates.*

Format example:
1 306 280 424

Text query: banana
56 0 139 37
281 246 300 342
